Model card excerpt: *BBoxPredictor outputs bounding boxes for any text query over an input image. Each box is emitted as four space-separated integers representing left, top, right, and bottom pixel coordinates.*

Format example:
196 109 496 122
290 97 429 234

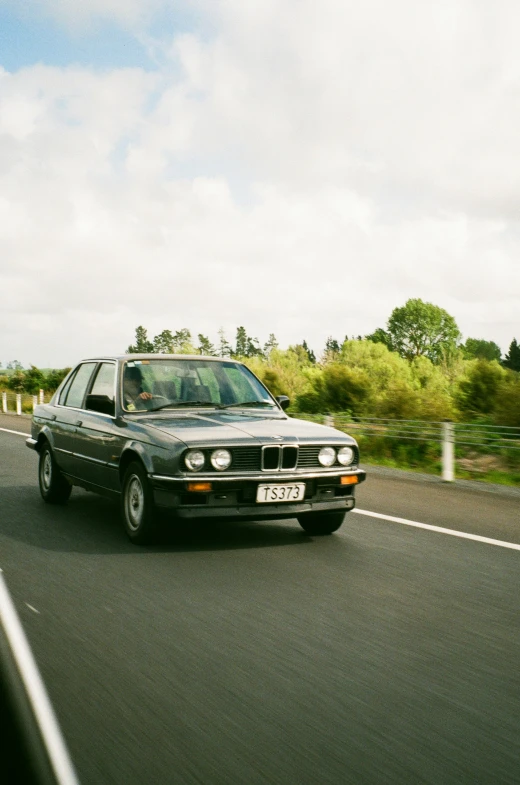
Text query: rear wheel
121 461 157 545
297 510 346 535
38 443 72 504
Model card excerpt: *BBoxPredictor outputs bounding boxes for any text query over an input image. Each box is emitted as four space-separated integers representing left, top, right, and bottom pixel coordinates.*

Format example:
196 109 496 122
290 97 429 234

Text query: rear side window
63 363 96 409
58 371 76 405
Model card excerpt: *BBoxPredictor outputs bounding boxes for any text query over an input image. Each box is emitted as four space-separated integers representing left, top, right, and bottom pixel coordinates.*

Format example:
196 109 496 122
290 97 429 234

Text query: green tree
287 343 314 366
302 340 316 364
235 326 248 356
462 338 501 362
218 328 233 357
22 366 46 395
153 330 175 353
235 327 264 358
261 369 284 397
385 299 461 363
263 333 278 358
197 334 217 355
365 327 394 351
7 370 26 392
296 363 373 415
323 336 340 362
126 326 154 353
493 373 520 427
456 360 506 417
503 338 520 371
172 329 193 353
7 360 23 370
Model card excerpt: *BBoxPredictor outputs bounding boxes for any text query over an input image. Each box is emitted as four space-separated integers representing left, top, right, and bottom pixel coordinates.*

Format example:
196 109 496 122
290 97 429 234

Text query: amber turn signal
187 482 212 492
340 475 358 485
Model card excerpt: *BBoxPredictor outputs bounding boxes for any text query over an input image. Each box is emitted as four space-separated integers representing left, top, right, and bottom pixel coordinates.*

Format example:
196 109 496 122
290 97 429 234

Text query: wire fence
296 413 520 485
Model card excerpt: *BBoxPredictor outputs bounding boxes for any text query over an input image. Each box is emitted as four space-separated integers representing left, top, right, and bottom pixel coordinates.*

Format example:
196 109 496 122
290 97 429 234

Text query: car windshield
121 358 277 412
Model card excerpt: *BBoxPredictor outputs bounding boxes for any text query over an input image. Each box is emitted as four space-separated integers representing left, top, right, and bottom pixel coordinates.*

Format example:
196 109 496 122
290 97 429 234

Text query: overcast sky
1 0 519 368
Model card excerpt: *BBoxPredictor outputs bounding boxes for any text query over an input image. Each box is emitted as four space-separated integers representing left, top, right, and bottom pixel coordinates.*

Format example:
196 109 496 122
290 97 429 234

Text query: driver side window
86 363 116 416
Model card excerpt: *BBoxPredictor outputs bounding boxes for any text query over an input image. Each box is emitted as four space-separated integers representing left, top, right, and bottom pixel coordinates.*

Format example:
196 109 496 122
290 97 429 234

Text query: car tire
297 510 346 535
38 443 72 504
121 461 157 545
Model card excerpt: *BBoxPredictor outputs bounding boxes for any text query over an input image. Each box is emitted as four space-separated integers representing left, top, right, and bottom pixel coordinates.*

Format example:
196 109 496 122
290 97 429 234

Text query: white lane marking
354 508 520 552
25 603 40 614
0 426 30 437
0 571 81 784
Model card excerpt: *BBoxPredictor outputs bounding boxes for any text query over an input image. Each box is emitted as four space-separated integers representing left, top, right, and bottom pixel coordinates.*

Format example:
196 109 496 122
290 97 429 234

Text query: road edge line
0 427 30 437
353 508 520 551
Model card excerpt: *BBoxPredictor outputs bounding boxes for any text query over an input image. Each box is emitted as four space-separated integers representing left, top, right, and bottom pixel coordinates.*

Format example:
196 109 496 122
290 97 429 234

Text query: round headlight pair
318 446 355 467
184 449 232 472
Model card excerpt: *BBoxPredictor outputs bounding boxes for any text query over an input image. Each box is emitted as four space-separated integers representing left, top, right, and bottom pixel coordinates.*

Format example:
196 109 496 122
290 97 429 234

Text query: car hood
132 410 356 447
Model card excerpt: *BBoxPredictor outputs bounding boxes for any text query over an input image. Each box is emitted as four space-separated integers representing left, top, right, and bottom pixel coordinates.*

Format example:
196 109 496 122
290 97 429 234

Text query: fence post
16 394 22 416
1 391 6 413
39 389 44 404
33 395 38 412
324 414 334 428
442 420 454 482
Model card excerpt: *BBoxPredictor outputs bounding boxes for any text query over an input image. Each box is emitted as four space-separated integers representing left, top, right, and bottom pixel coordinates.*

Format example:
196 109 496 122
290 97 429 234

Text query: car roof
78 354 237 363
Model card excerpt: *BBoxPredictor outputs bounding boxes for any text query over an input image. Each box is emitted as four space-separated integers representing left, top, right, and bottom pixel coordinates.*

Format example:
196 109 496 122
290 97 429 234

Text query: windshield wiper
218 400 276 409
147 400 213 412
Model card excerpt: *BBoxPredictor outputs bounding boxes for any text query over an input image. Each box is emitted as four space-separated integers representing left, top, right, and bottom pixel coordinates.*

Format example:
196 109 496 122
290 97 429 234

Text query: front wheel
38 443 72 504
297 510 346 536
121 461 157 545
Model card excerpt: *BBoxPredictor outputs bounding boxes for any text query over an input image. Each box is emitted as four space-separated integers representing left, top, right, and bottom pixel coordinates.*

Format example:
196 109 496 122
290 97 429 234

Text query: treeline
124 299 519 427
2 299 519 426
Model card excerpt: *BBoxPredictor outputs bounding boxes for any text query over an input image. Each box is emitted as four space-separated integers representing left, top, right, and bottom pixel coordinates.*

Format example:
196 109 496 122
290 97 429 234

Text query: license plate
256 483 305 503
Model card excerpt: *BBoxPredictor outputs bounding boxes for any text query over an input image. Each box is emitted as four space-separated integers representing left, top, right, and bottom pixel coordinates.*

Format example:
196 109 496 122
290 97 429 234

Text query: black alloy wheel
121 461 157 545
38 443 72 504
297 510 346 535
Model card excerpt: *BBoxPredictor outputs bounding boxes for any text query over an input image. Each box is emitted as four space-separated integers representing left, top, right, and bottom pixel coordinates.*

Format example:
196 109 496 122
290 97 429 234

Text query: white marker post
16 394 22 416
39 388 44 404
1 391 6 413
442 420 454 482
33 395 38 412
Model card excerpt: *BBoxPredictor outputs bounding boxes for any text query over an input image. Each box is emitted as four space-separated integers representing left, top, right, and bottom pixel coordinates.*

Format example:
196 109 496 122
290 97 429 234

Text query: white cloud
1 1 520 366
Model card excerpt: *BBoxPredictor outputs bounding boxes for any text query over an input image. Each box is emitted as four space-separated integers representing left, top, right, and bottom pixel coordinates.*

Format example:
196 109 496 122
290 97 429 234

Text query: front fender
120 441 159 476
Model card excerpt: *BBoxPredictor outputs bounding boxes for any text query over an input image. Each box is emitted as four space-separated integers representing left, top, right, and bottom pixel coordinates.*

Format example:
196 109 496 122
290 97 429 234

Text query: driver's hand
139 392 153 400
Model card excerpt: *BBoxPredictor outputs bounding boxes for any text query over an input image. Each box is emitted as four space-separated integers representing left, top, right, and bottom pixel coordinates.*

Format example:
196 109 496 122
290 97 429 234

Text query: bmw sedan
27 355 366 544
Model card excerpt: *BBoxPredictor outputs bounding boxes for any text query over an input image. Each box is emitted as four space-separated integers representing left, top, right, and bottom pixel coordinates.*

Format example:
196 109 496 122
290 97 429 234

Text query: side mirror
276 395 290 411
86 394 115 417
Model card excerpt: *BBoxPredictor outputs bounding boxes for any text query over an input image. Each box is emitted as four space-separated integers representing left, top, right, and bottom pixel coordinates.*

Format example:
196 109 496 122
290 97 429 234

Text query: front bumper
150 468 366 520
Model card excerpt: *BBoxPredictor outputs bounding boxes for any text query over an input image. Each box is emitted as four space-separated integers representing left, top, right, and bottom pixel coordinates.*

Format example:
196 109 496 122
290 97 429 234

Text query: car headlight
318 447 336 467
337 446 355 466
185 450 205 471
210 449 232 471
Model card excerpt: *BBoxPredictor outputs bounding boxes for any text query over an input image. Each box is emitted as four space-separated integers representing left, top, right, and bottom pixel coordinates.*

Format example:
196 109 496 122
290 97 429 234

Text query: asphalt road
1 415 519 784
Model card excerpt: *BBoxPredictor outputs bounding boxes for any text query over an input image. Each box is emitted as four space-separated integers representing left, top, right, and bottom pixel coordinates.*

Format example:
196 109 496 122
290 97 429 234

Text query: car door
52 362 98 477
73 361 123 491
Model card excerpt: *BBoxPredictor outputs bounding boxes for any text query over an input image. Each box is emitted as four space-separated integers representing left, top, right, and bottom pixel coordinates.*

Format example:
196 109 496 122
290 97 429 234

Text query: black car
27 355 366 544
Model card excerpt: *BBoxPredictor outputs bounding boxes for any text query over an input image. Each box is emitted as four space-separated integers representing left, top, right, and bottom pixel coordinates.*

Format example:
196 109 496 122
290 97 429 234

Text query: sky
0 0 519 368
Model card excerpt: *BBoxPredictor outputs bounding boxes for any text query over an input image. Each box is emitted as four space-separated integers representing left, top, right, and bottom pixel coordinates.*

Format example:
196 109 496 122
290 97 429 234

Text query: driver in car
123 365 154 410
